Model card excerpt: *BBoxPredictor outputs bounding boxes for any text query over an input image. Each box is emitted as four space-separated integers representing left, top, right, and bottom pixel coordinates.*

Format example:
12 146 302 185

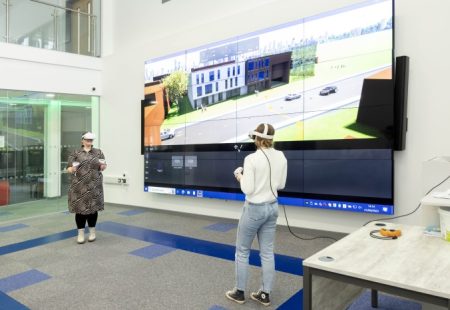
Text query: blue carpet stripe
97 221 303 276
347 290 421 310
0 224 28 233
0 230 75 256
117 209 147 216
277 289 303 309
0 270 51 293
0 290 29 310
203 222 237 232
130 244 176 259
0 222 303 308
209 306 228 310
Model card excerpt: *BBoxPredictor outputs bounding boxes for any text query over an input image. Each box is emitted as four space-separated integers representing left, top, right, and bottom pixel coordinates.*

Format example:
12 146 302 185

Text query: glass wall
0 1 6 42
0 89 99 222
2 0 100 56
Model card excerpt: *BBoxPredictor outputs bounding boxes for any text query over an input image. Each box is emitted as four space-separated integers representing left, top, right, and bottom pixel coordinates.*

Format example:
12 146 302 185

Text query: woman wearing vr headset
226 123 287 306
67 132 107 244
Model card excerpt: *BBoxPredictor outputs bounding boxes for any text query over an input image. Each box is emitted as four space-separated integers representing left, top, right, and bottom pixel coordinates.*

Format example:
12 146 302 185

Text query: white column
91 96 100 146
44 100 61 198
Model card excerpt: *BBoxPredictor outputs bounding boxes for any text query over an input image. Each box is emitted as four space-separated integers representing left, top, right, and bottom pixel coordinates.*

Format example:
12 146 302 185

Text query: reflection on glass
0 90 98 223
0 1 6 43
6 0 100 56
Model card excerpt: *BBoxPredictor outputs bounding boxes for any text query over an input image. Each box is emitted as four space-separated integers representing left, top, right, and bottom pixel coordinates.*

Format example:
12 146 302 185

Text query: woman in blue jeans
226 123 288 306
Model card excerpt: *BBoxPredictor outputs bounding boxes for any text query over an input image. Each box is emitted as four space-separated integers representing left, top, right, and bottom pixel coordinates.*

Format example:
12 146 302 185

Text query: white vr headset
82 132 96 140
248 123 274 140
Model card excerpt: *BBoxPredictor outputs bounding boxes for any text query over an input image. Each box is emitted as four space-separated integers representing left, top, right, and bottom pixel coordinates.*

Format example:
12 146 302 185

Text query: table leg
371 289 378 308
303 266 312 310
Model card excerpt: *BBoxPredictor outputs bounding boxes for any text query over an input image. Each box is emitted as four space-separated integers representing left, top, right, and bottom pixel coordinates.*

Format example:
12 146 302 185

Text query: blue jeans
235 201 278 293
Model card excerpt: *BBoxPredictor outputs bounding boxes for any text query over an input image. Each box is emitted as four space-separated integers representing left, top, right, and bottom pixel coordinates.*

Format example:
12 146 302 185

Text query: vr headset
248 123 274 140
82 132 96 140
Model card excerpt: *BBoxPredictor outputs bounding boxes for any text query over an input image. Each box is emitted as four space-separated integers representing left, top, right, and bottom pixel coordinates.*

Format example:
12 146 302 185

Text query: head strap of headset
248 123 274 140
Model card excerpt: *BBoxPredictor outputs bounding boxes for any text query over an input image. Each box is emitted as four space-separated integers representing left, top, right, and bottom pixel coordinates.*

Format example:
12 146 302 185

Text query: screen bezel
141 0 396 212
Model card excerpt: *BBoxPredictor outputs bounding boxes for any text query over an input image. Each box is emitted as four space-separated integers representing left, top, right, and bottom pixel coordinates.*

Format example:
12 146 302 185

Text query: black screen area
145 148 392 205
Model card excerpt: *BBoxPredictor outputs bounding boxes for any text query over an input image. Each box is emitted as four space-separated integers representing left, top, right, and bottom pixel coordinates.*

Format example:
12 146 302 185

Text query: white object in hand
98 159 107 171
234 167 243 177
72 161 80 175
72 161 80 170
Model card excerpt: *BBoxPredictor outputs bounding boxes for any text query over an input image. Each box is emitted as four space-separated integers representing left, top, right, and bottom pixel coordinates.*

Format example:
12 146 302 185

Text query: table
303 223 450 309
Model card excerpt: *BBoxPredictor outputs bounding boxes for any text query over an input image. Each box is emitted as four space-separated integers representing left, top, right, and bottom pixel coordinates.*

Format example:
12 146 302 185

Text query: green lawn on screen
275 108 380 141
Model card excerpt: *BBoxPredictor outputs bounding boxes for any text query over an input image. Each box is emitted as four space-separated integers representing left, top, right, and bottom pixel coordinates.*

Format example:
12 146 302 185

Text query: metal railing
3 0 10 42
2 0 100 56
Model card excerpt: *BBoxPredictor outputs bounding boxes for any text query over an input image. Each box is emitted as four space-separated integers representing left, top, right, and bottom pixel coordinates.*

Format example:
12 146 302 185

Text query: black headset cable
260 148 337 242
363 175 450 226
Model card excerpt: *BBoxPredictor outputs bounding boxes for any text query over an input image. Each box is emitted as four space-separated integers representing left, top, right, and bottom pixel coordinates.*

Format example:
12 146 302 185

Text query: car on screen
319 86 338 96
160 128 175 140
285 93 302 101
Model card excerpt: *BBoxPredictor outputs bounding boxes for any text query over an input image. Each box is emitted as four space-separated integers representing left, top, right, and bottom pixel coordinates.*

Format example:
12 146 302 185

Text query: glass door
1 90 46 207
0 90 98 223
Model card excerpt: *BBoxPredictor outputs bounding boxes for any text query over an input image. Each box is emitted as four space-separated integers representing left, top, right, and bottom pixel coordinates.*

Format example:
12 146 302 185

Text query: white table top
421 194 450 207
303 223 450 299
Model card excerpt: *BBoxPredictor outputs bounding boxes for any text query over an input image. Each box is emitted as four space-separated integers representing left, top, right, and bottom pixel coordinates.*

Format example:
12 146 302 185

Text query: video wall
142 0 395 215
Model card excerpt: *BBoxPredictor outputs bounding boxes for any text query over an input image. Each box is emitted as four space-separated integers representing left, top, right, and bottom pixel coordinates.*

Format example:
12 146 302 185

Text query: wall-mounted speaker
394 56 409 151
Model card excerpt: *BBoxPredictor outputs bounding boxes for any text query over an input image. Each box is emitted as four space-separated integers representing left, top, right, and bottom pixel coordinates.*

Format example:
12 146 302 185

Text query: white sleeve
278 156 287 190
240 157 255 195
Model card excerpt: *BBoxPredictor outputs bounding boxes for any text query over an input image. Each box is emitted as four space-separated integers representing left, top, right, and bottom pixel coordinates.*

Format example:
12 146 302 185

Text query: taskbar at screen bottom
144 186 394 215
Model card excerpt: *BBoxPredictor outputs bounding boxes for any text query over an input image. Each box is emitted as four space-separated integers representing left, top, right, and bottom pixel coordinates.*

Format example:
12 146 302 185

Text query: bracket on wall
104 175 129 185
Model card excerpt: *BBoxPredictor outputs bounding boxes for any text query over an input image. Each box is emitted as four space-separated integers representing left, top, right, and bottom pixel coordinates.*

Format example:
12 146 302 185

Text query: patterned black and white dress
67 148 105 214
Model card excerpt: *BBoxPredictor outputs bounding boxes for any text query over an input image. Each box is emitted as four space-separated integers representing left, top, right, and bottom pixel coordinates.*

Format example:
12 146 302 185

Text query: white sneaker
77 229 85 244
88 227 96 242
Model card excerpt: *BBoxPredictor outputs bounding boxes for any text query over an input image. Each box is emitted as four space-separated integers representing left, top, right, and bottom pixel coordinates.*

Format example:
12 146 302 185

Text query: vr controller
234 167 243 177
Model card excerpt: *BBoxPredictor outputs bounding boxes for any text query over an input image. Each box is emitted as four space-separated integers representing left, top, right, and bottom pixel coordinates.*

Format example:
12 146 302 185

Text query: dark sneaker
251 290 271 306
226 288 245 304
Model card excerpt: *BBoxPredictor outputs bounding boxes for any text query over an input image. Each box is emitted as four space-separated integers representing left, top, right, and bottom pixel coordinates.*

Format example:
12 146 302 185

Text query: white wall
99 0 450 233
0 42 102 95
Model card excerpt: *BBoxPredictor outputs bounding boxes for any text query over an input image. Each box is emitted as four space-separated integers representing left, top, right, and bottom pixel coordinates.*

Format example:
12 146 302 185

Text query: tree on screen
162 71 188 107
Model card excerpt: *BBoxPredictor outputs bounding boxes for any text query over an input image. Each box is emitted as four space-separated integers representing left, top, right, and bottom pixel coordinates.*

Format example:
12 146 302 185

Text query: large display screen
142 0 395 215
